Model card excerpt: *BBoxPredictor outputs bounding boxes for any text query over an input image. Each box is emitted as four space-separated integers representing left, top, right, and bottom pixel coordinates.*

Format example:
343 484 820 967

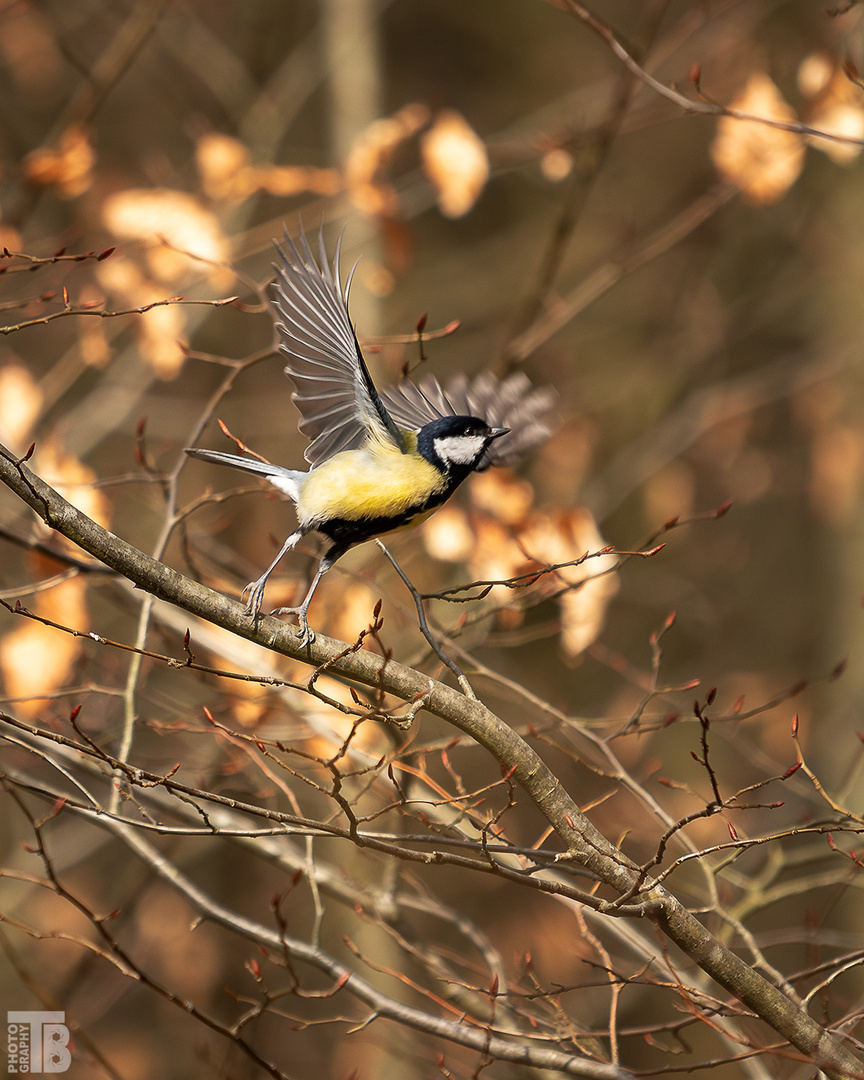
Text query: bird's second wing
381 370 557 468
273 226 405 466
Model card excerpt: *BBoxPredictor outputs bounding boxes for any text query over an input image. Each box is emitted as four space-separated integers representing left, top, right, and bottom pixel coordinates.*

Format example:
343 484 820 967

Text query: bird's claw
242 581 266 624
242 582 314 645
270 604 315 647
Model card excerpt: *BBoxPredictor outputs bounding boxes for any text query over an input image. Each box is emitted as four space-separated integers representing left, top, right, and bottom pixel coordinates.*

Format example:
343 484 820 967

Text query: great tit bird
187 226 555 645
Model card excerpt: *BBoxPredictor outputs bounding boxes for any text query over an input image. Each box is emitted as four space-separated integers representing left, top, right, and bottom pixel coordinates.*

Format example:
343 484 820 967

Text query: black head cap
416 416 509 475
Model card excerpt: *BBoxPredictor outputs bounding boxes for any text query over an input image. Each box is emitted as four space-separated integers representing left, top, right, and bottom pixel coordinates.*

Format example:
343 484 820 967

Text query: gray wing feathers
381 371 557 468
273 227 404 465
193 226 555 485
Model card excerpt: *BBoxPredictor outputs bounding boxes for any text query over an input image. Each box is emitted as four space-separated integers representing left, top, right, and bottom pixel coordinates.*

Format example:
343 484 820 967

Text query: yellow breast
296 440 446 526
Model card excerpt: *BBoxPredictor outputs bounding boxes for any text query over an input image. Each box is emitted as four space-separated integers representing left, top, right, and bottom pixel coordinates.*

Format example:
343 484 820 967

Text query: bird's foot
242 580 266 624
269 604 316 647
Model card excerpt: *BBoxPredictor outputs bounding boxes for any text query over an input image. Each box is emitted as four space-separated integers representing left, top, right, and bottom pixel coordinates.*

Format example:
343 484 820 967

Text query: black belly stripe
310 486 456 547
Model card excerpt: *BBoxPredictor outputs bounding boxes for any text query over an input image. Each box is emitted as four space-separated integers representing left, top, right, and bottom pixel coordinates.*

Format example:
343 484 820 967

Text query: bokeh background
2 1 864 1077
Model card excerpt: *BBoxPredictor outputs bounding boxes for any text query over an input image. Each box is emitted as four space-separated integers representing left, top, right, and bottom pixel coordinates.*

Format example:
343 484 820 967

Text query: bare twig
1 294 238 336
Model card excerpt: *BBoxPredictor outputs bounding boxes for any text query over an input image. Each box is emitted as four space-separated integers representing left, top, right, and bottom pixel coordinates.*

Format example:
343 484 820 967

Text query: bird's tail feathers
185 447 303 501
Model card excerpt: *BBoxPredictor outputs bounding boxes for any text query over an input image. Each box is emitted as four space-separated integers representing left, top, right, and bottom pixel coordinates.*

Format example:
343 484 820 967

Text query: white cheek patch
433 433 487 466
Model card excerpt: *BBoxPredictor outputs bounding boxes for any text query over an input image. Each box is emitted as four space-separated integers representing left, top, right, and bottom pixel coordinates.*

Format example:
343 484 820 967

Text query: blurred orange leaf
422 504 477 564
798 53 864 165
196 133 341 203
0 573 88 716
196 133 251 200
23 125 95 198
323 580 381 644
711 74 805 205
36 441 110 528
469 470 536 527
96 256 186 378
0 364 43 452
518 508 619 658
423 478 617 654
101 188 231 287
345 103 430 218
421 110 489 218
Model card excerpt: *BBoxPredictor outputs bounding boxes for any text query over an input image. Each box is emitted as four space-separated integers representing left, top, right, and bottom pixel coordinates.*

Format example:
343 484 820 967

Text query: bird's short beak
489 427 510 439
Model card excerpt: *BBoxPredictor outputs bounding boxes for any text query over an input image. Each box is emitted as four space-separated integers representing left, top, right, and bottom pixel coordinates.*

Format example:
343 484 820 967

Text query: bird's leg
271 544 345 646
243 530 304 621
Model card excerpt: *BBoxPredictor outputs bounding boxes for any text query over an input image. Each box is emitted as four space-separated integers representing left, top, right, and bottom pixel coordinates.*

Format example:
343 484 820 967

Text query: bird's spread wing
381 371 558 469
273 227 405 466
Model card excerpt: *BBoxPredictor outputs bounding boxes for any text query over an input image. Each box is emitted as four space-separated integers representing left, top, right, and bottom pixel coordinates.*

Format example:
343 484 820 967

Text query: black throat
415 416 487 482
